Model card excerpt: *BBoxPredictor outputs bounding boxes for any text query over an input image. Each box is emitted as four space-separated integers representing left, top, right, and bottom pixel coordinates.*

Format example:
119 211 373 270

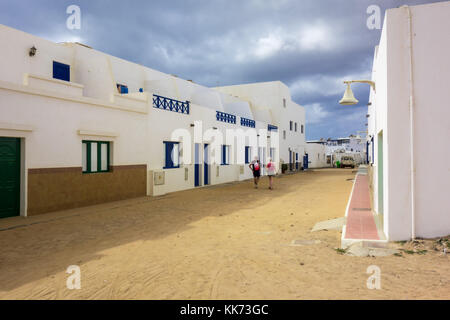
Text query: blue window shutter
245 147 248 164
53 61 70 82
165 142 174 168
245 146 250 164
222 145 226 165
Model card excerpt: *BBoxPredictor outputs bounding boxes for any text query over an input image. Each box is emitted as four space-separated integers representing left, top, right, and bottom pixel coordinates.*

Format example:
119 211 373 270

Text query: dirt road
0 169 448 299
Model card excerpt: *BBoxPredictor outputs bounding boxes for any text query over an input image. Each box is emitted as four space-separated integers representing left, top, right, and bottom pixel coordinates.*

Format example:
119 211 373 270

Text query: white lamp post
339 80 376 105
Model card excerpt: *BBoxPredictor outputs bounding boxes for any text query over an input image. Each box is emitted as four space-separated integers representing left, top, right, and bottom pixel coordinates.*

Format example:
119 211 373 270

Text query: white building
304 142 327 168
215 82 306 171
0 24 306 218
306 134 367 168
366 2 450 240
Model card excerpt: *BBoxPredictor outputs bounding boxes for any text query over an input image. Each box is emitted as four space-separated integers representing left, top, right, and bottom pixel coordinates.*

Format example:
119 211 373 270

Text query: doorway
289 150 292 171
377 131 384 214
0 137 21 218
303 153 309 170
194 143 200 187
204 144 210 185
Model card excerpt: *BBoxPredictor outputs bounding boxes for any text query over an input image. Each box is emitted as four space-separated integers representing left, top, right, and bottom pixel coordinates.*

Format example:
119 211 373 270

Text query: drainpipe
403 5 416 240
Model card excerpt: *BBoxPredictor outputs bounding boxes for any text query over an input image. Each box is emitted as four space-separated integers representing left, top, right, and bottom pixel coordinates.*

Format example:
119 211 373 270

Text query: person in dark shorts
249 157 261 189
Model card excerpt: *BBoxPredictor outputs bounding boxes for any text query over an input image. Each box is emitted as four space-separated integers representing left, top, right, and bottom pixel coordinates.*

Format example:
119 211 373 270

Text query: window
270 147 276 159
221 145 230 165
116 83 128 94
245 146 251 164
283 130 286 140
164 142 180 169
82 141 110 173
53 61 70 82
301 124 304 134
295 123 298 132
290 121 293 131
283 98 286 108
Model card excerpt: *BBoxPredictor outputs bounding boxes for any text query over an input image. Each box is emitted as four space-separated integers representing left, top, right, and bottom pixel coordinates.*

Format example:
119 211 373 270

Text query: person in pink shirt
266 157 276 190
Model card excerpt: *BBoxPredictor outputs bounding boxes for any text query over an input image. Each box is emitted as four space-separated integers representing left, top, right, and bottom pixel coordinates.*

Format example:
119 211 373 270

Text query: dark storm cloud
0 0 443 139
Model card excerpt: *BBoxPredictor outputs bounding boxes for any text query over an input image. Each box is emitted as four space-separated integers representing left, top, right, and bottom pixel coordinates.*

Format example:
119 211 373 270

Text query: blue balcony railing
216 111 236 124
268 124 278 132
240 117 256 128
153 94 190 115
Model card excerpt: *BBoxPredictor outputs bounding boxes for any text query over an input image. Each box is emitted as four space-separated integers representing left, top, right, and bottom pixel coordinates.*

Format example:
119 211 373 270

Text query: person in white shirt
266 157 276 190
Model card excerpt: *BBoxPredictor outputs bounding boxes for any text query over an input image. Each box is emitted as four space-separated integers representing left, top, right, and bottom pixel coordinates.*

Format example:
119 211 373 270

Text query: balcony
240 117 256 128
23 73 84 97
111 92 148 111
153 94 190 115
216 111 236 124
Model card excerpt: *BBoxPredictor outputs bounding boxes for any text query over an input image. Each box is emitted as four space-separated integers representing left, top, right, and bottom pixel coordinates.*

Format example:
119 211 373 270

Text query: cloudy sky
0 0 442 140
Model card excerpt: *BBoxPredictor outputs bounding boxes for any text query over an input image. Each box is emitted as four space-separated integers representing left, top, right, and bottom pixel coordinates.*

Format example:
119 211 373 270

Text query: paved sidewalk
343 173 380 240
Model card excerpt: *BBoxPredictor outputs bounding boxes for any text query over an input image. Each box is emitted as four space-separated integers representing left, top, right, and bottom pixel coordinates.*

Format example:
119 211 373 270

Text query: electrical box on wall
240 165 244 174
216 166 219 177
185 168 188 181
154 171 165 185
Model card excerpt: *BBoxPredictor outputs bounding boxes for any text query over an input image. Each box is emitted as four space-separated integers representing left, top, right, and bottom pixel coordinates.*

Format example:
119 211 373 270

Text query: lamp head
29 46 37 57
339 82 358 105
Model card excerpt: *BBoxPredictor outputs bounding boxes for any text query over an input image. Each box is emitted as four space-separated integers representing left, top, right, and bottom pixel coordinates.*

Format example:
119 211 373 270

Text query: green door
377 131 384 215
0 137 21 218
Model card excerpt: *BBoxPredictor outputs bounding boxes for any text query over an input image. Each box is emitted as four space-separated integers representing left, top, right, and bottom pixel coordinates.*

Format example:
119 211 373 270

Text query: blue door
366 141 369 164
194 143 200 187
289 150 292 171
204 144 209 185
303 154 309 170
296 153 299 170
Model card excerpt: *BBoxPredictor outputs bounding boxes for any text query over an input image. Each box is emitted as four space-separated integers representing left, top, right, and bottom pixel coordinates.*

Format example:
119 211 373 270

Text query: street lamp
339 80 376 105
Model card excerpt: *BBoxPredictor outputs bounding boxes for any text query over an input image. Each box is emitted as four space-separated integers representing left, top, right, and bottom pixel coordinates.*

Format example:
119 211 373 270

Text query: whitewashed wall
368 2 450 240
0 24 294 209
305 143 327 168
215 81 307 167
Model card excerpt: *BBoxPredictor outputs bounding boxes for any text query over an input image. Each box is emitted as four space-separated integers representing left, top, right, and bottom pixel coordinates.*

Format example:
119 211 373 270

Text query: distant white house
0 24 306 218
304 142 328 168
306 135 367 168
366 2 450 240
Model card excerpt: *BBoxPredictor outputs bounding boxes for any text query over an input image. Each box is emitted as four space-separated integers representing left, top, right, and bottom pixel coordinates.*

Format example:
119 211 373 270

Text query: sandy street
0 169 448 299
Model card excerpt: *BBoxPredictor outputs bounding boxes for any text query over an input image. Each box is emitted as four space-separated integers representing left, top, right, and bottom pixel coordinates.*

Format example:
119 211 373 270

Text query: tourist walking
249 157 261 188
266 158 276 190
